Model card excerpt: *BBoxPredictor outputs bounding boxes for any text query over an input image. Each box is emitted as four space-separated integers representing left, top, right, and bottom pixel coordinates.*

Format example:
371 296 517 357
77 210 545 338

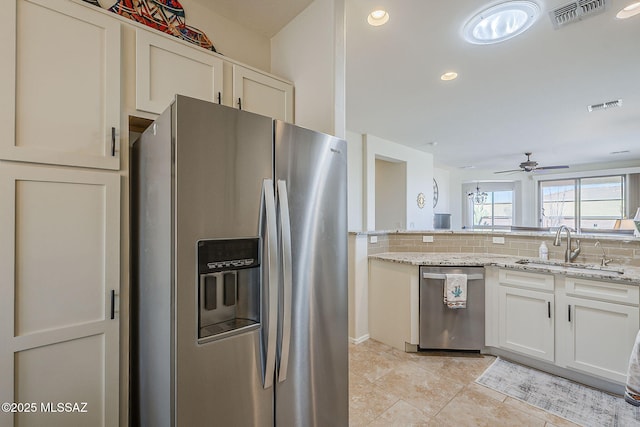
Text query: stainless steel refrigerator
131 95 348 426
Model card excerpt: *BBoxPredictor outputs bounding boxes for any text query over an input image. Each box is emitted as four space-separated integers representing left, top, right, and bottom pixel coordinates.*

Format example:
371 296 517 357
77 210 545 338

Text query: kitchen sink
514 259 625 277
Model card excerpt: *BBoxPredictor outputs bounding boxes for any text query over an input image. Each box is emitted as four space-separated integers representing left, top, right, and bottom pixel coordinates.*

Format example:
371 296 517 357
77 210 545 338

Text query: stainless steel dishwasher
419 266 485 351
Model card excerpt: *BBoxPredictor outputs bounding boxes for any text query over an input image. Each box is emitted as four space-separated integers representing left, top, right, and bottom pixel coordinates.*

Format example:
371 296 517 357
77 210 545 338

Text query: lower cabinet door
498 285 555 362
0 163 120 427
558 296 639 383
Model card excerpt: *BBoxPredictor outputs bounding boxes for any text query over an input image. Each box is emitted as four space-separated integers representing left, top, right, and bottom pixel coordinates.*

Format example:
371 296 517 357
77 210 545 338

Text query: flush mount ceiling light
440 72 458 81
368 9 389 26
463 1 541 44
617 2 640 19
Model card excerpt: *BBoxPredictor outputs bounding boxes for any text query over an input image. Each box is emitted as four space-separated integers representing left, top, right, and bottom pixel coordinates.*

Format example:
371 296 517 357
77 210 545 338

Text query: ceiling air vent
587 99 622 112
550 0 608 29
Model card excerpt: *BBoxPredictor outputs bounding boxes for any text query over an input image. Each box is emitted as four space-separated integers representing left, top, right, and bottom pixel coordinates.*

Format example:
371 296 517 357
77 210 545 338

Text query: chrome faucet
594 241 613 266
553 225 581 263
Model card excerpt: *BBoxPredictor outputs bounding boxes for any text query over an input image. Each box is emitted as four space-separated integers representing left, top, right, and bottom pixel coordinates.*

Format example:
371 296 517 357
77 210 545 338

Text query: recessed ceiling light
440 72 458 81
368 10 389 26
463 1 540 45
617 2 640 19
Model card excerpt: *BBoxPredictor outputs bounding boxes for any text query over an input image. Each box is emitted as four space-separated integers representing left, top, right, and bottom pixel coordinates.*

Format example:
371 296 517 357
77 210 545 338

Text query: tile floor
349 339 581 426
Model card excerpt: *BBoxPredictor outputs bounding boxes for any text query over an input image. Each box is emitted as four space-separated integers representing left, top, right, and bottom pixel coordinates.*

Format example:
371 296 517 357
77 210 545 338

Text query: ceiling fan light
495 153 569 173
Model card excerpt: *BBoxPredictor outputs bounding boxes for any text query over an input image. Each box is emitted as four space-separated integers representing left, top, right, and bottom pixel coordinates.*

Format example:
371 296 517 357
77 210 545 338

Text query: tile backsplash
363 232 640 267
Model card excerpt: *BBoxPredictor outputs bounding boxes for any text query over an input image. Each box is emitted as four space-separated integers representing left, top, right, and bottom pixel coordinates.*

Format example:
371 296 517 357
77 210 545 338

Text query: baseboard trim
349 334 370 344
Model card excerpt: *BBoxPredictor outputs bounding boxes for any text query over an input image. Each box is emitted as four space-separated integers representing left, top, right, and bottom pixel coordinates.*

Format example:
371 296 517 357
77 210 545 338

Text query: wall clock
433 179 439 208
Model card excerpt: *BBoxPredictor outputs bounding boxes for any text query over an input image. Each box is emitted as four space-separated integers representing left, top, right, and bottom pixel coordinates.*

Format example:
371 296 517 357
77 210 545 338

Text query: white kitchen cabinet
368 259 419 351
135 28 223 114
0 0 121 170
492 268 640 385
0 163 120 427
233 64 294 122
134 28 294 122
496 268 555 362
498 285 555 362
556 277 639 383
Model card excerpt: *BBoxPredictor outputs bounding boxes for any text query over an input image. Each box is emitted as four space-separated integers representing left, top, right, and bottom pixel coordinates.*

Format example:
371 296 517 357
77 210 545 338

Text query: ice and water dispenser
197 238 261 342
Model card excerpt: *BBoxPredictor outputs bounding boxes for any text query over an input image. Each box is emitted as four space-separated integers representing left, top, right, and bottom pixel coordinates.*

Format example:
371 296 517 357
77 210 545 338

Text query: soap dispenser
539 241 548 260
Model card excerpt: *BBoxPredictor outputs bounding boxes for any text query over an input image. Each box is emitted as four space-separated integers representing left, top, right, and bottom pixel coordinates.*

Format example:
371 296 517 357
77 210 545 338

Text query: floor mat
475 357 640 427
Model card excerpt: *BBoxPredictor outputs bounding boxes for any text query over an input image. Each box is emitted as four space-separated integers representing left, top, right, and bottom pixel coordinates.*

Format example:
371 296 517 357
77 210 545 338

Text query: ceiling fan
495 152 569 174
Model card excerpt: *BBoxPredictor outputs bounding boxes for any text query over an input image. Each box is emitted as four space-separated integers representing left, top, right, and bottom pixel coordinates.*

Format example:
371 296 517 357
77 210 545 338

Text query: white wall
363 134 433 230
177 0 271 71
348 234 368 343
433 167 451 214
346 131 364 231
270 0 345 136
375 159 407 230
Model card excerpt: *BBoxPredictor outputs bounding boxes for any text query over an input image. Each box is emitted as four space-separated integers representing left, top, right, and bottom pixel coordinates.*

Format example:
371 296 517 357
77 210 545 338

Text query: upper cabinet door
136 28 223 114
0 0 121 170
233 65 294 122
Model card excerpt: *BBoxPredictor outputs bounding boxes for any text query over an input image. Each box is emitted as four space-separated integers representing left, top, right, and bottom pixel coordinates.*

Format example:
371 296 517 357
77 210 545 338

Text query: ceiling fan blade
535 165 569 171
494 169 522 174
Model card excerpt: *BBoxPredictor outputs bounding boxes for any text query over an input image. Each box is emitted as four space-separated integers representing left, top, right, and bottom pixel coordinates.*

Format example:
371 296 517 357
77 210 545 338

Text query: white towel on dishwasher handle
443 273 467 309
625 329 640 406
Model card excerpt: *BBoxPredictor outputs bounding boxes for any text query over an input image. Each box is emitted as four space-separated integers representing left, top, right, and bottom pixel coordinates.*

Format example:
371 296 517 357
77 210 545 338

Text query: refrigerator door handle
262 179 278 389
277 180 293 383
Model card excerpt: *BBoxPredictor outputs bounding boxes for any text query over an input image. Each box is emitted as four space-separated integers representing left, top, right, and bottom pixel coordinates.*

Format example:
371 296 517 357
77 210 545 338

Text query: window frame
463 181 516 230
470 190 514 230
537 174 625 232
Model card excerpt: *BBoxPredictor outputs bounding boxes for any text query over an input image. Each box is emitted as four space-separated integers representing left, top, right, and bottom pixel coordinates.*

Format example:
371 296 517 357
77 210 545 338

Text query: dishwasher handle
422 272 484 281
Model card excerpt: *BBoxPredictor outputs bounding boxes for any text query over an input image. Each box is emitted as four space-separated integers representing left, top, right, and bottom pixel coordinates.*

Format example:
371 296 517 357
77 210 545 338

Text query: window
472 190 514 229
539 175 624 231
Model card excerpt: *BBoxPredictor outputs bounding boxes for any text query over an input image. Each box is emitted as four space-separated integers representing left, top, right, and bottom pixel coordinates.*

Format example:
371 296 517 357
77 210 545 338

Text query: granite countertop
350 230 639 242
369 252 640 284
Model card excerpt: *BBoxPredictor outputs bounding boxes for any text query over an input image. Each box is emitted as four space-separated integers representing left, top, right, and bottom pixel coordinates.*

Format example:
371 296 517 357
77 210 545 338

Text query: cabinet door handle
110 290 116 320
548 301 551 319
238 97 242 110
111 127 116 157
568 304 571 322
217 91 221 104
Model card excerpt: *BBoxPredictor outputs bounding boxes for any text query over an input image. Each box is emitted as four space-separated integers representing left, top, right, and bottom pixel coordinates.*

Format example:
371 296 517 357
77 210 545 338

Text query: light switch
370 236 378 244
422 235 434 243
492 236 505 244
